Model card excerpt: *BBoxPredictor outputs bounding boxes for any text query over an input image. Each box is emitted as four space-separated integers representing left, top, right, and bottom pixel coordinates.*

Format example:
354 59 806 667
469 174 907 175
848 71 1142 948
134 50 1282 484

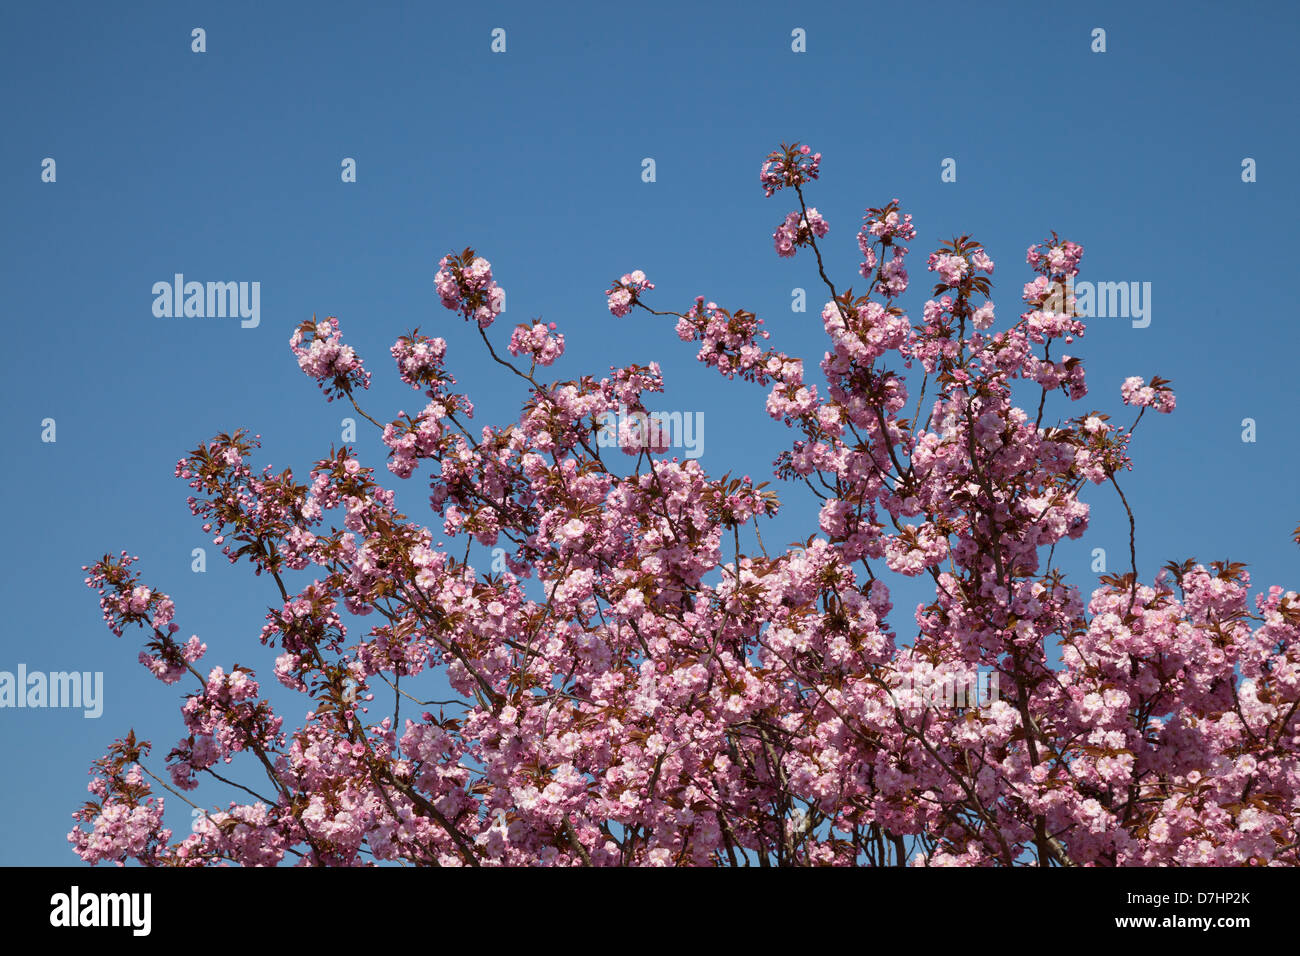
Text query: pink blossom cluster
390 334 448 390
759 142 822 197
925 245 993 289
672 297 787 385
928 252 970 286
68 735 173 865
139 635 206 685
1121 375 1177 414
1027 235 1084 277
435 250 506 328
289 316 372 401
606 270 654 317
861 201 916 243
70 141 1296 869
857 202 916 298
508 321 565 367
773 208 829 258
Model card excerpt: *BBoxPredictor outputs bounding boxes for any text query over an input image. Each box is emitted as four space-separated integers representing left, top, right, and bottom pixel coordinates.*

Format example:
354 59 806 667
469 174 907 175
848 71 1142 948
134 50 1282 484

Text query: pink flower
929 253 969 286
289 316 372 401
759 142 822 196
773 209 829 259
434 251 506 329
606 271 653 316
1121 375 1176 413
508 322 565 366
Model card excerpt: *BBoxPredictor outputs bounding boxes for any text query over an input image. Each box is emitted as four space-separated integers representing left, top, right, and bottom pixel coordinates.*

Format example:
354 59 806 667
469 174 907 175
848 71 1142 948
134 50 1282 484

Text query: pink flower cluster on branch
70 141 1300 869
760 142 822 197
773 208 829 258
508 321 565 368
435 249 506 329
606 270 654 317
1121 375 1177 414
290 316 371 402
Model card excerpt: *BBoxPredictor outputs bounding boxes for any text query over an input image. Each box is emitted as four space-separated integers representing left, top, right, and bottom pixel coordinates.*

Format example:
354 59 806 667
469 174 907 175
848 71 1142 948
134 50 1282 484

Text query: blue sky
1 0 1296 864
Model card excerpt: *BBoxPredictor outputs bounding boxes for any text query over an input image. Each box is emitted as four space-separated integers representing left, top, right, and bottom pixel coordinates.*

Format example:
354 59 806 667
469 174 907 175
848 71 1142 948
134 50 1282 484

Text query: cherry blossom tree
71 142 1300 867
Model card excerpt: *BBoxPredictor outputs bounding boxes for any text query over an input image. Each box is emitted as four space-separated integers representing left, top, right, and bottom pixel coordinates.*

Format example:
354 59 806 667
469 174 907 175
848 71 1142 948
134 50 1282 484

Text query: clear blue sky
2 0 1296 865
